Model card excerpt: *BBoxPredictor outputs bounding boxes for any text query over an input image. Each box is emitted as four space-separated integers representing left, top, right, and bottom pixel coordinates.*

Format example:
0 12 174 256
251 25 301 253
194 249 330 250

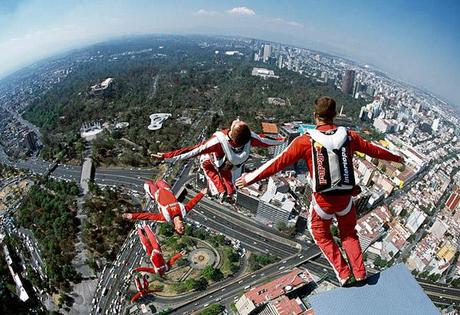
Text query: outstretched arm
167 251 186 268
349 131 403 162
130 292 144 303
237 135 308 187
122 212 166 222
184 189 206 212
161 137 221 164
250 132 286 147
160 141 204 159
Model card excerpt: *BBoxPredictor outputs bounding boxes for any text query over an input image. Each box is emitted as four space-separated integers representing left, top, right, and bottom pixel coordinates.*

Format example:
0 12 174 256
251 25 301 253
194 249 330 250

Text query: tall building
341 70 355 95
431 118 440 132
256 177 295 226
366 85 376 97
236 189 260 214
24 132 38 152
277 55 283 69
263 44 272 62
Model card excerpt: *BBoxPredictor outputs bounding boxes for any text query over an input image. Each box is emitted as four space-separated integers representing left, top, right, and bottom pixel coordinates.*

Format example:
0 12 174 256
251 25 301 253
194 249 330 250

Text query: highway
15 158 157 190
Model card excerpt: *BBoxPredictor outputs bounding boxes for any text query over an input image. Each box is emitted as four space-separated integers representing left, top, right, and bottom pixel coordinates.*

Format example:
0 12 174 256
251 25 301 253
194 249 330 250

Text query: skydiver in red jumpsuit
153 119 285 201
133 224 185 276
236 97 404 286
122 179 206 235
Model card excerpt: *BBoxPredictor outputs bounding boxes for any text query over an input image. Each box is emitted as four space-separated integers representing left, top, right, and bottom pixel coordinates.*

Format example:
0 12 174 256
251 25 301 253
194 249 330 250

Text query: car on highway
279 266 285 270
244 285 251 290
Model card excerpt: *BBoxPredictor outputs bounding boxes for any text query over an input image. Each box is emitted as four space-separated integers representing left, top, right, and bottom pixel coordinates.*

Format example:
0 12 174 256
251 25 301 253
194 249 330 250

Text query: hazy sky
1 0 459 106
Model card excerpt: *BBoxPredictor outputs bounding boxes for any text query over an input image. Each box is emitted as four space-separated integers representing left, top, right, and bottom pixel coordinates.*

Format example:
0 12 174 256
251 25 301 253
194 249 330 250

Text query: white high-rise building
277 55 283 69
432 118 440 132
263 44 271 62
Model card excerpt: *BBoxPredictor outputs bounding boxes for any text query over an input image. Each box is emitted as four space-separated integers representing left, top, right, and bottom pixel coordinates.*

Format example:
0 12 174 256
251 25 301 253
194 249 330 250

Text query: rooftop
245 268 314 305
269 296 307 315
308 264 438 315
445 186 460 211
261 122 279 134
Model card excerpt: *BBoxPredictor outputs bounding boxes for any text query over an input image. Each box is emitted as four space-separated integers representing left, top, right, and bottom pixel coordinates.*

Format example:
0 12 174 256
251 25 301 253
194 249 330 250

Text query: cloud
227 6 256 16
193 9 218 16
272 17 304 28
287 21 303 27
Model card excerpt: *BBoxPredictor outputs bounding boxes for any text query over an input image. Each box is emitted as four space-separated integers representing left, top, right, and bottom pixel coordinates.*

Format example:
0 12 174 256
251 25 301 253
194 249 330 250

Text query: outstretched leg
137 227 153 257
308 208 351 284
144 180 159 199
143 225 161 252
220 168 236 197
142 274 149 290
200 156 225 196
337 205 366 280
155 179 171 190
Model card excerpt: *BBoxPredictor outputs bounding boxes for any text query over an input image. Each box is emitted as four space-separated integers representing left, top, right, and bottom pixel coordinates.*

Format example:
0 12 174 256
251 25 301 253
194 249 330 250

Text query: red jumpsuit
133 225 184 275
161 129 284 197
241 124 402 283
126 179 204 223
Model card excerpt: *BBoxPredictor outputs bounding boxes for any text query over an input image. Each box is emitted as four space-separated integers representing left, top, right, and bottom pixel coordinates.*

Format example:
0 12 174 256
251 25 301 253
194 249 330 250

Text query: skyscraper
263 44 271 62
432 118 440 132
341 70 355 95
277 55 283 69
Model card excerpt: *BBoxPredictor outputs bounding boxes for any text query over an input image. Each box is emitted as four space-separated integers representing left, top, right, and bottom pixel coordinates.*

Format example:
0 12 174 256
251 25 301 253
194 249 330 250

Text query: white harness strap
311 195 353 220
179 202 187 218
307 127 348 151
214 131 251 166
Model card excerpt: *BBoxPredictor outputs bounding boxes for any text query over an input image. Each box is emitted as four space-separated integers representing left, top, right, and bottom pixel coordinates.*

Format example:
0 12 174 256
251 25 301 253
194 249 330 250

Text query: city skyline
0 0 459 107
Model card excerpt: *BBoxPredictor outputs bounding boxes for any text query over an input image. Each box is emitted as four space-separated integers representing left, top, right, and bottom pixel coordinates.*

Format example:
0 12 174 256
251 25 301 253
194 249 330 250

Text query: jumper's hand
200 188 208 195
151 153 164 160
122 213 133 220
236 174 248 189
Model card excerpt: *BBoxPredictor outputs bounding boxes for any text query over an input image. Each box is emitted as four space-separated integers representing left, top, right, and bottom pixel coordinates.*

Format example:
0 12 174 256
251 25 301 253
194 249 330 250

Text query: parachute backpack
307 127 355 193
